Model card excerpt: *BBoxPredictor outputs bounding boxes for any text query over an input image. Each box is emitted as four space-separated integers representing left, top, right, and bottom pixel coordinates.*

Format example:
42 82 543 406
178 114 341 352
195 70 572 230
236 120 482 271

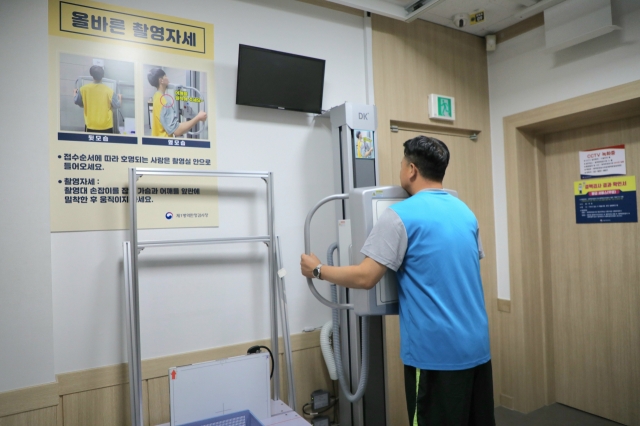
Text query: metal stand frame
123 168 279 426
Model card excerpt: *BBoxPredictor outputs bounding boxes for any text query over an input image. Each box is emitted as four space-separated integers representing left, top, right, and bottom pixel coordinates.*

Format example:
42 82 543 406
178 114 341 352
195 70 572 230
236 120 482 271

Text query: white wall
0 0 56 393
1 0 368 390
487 0 640 299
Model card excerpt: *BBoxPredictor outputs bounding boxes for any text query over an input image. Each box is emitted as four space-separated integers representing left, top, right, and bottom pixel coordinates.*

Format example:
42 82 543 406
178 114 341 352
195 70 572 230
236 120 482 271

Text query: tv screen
236 45 325 114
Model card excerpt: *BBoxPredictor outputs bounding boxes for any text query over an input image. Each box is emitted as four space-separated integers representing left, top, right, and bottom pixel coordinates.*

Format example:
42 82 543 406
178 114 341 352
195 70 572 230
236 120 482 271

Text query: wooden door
544 117 640 425
384 129 497 425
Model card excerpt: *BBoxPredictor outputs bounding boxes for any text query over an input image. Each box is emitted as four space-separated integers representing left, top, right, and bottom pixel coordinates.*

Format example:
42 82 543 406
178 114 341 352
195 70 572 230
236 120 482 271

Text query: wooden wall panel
497 299 511 313
502 80 640 418
381 315 406 425
57 398 62 426
498 127 544 411
57 365 127 397
62 384 131 426
0 407 57 426
372 15 492 186
534 135 556 407
371 14 499 423
502 120 558 413
500 126 557 413
147 377 169 426
0 383 58 418
544 117 640 425
0 316 331 426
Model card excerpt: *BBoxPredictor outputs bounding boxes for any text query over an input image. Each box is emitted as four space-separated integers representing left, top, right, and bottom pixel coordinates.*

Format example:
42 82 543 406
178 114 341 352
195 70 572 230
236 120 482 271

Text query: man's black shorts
404 360 495 426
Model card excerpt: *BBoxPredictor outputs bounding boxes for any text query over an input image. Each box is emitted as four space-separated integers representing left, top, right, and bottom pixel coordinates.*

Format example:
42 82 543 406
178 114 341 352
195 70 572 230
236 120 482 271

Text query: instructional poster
574 176 638 224
49 0 217 232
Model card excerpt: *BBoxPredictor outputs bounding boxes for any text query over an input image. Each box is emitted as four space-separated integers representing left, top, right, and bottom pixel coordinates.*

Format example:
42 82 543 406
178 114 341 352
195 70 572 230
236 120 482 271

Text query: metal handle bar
172 84 206 136
304 193 353 310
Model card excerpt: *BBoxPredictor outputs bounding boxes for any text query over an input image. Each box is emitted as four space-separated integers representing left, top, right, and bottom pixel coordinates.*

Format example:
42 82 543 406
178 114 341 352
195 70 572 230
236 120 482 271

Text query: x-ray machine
305 103 406 426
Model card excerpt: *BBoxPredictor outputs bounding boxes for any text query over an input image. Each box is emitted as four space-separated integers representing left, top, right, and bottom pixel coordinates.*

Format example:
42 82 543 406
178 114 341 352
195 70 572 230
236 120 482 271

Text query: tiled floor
495 404 624 426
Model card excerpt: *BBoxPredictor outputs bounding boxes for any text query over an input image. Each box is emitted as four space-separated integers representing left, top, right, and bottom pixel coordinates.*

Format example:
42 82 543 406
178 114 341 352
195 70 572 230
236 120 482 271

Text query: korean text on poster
50 0 213 59
579 145 626 179
574 176 637 224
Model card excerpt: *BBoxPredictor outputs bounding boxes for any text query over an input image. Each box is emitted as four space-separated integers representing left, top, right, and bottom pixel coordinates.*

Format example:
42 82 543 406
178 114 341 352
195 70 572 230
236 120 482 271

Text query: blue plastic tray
180 409 265 426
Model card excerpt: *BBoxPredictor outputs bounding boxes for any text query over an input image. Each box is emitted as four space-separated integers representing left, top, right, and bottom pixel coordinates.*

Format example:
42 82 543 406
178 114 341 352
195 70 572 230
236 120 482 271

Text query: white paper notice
579 145 626 179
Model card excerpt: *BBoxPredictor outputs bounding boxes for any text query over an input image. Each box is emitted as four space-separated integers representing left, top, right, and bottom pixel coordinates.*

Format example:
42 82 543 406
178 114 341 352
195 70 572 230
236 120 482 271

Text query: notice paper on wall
48 0 217 232
574 176 637 224
579 145 626 179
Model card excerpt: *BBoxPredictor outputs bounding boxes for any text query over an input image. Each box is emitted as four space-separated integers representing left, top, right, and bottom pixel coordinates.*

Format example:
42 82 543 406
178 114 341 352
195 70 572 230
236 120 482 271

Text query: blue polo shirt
360 190 490 370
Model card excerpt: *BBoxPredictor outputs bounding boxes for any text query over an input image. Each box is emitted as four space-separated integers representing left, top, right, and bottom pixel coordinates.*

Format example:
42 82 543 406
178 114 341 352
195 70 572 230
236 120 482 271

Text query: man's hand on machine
196 111 208 122
300 253 388 290
300 253 321 279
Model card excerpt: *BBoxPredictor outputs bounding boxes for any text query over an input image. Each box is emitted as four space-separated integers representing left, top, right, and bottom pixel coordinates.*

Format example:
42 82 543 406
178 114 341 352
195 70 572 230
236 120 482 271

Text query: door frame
500 79 640 414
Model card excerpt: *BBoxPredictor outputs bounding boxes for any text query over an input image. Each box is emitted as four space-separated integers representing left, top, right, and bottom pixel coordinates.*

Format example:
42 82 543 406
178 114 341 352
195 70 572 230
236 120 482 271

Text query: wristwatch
312 263 323 280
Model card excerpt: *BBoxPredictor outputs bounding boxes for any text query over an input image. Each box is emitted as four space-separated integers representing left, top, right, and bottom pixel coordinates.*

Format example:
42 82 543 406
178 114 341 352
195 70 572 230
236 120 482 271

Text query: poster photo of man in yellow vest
146 67 207 138
73 65 122 133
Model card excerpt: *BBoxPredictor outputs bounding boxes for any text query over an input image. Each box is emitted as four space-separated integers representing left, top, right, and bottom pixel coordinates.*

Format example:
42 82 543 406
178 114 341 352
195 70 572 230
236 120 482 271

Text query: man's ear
409 163 419 180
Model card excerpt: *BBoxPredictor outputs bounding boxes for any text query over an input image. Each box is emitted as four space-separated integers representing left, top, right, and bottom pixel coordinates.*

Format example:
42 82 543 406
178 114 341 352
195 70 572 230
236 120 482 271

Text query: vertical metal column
349 313 364 426
338 287 353 426
126 169 143 426
266 172 280 400
276 236 296 410
328 104 380 426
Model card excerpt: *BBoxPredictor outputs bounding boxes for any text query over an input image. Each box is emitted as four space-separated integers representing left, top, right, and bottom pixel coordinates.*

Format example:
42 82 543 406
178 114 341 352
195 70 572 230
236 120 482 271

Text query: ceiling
327 0 567 36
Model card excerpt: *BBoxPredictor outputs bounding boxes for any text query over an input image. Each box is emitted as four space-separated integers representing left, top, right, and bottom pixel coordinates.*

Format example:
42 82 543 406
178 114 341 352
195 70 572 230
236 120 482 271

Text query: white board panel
169 353 271 426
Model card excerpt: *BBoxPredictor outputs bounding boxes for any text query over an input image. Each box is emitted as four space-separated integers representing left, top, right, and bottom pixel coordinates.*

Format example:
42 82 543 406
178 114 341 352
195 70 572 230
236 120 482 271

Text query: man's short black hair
147 67 166 89
89 65 104 82
403 135 450 182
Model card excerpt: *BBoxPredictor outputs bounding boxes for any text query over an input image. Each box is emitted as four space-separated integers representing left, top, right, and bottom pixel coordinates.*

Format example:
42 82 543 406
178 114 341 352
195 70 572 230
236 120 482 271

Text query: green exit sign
428 94 455 121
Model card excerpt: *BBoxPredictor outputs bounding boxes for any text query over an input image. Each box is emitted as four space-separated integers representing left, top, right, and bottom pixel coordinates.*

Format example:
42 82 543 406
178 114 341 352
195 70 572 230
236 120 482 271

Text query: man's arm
73 89 83 107
111 92 122 109
300 254 387 290
160 108 207 137
173 111 207 136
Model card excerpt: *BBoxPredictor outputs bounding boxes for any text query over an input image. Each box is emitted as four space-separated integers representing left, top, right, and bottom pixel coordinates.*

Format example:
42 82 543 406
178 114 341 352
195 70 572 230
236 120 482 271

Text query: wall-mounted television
236 44 325 114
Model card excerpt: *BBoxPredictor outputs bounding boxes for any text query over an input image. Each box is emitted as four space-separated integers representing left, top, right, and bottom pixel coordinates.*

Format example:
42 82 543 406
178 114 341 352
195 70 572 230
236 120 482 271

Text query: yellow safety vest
79 83 114 130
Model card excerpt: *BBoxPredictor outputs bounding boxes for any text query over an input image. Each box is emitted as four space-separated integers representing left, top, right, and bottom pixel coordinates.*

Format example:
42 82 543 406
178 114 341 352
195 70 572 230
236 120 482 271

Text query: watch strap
314 263 323 280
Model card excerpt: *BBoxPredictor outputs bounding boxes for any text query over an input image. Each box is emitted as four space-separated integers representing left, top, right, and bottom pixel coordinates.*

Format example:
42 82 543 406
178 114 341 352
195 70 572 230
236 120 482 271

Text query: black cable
302 398 338 416
333 381 339 424
302 403 319 416
302 403 313 416
247 345 274 379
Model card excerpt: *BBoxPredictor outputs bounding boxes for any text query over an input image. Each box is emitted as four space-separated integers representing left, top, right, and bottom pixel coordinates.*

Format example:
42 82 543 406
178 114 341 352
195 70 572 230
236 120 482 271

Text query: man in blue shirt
301 135 494 426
